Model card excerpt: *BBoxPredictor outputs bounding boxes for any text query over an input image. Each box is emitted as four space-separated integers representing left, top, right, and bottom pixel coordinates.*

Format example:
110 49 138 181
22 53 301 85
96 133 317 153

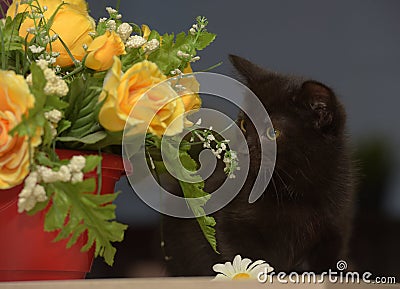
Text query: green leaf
44 184 70 231
61 76 104 140
57 131 107 144
44 179 128 265
178 151 218 253
57 120 71 135
194 32 216 51
83 155 102 173
36 151 58 167
147 30 160 41
161 139 202 183
46 95 69 110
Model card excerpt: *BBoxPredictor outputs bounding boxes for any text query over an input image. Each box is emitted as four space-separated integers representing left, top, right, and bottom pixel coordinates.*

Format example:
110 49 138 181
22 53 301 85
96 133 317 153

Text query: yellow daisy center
232 273 251 280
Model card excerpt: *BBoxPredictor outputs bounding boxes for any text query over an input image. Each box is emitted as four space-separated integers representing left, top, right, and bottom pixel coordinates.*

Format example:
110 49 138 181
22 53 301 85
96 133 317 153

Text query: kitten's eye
266 127 281 140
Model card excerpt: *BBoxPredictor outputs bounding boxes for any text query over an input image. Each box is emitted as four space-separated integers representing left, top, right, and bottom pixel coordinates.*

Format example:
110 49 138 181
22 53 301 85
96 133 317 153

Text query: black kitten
162 55 355 276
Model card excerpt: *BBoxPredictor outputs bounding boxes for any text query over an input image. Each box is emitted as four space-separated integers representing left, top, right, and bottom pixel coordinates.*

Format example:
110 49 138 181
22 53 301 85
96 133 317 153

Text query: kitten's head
230 55 347 200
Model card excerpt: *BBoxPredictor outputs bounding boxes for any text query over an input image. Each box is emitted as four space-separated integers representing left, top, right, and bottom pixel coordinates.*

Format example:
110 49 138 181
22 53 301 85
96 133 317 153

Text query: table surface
0 278 399 289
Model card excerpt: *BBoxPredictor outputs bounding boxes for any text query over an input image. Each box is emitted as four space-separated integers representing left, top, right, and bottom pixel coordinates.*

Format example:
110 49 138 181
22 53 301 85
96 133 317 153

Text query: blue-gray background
86 0 400 220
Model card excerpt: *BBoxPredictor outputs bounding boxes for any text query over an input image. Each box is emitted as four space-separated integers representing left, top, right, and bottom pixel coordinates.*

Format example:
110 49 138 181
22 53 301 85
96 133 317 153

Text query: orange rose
85 31 126 71
0 70 41 189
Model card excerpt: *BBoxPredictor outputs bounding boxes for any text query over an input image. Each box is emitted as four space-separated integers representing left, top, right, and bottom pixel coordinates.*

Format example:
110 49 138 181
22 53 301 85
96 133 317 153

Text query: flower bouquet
0 0 241 279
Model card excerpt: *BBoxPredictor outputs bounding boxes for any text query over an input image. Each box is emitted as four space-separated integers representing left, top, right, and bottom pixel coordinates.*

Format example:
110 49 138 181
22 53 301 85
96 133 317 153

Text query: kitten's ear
229 54 272 83
300 81 344 134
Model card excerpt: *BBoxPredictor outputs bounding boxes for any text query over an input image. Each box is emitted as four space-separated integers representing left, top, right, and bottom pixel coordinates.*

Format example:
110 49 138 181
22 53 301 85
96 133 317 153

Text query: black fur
162 55 355 276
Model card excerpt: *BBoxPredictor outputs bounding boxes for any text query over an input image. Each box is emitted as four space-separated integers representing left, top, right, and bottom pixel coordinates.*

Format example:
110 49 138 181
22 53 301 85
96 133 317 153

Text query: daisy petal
213 273 230 281
249 263 274 279
241 258 252 271
247 259 266 271
232 255 242 272
213 263 229 275
223 261 235 277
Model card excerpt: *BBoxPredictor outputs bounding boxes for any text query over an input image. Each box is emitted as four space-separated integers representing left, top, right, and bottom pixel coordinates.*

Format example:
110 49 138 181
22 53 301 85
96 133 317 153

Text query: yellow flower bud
85 31 126 71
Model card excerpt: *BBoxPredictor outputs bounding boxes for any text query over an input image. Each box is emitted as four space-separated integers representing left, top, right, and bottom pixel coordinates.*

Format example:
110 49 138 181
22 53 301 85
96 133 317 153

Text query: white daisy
212 255 274 281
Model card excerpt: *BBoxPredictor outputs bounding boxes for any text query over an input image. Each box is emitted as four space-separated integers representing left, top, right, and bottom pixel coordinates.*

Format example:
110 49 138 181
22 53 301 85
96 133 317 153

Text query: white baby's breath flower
49 124 57 137
144 39 159 52
51 51 60 58
117 23 133 42
207 134 215 141
106 6 117 15
99 17 107 23
220 143 227 151
36 59 48 69
38 166 58 183
170 68 182 75
18 188 31 199
213 255 274 281
42 35 50 44
177 50 190 58
32 185 47 202
174 84 185 92
44 109 62 124
26 27 36 34
106 19 116 31
189 27 196 35
24 172 38 190
71 172 84 184
190 56 200 62
29 45 45 54
38 64 69 96
69 155 86 173
18 196 36 213
18 176 48 213
58 165 71 182
29 12 44 19
126 35 147 49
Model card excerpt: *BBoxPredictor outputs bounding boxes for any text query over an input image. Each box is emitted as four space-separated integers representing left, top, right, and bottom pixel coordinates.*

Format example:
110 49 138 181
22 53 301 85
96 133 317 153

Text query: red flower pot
0 149 124 281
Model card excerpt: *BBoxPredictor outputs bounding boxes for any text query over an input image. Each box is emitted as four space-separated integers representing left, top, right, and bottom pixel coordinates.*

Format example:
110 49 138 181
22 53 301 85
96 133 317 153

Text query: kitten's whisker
275 171 293 199
276 167 295 181
270 176 281 206
297 169 313 184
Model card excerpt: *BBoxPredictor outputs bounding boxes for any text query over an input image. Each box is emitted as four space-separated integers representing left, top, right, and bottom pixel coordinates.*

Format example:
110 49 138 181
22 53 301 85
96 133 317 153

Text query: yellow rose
167 64 201 120
98 57 187 137
177 64 201 112
0 70 41 189
85 31 126 71
7 0 95 67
